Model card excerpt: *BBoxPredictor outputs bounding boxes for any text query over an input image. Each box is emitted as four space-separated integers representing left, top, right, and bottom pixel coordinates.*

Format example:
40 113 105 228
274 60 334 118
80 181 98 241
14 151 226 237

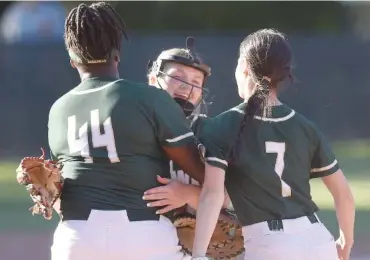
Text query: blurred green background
0 1 370 260
0 1 352 33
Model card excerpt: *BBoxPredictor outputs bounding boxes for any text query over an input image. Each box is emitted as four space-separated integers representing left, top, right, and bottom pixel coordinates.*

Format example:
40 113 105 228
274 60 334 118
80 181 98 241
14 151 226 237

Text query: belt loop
308 213 319 224
314 212 320 223
60 202 92 222
267 219 283 231
126 209 160 222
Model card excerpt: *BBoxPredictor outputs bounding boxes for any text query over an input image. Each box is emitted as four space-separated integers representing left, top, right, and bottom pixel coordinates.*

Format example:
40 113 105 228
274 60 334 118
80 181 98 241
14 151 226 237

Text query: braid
229 79 270 161
64 2 128 62
230 29 293 161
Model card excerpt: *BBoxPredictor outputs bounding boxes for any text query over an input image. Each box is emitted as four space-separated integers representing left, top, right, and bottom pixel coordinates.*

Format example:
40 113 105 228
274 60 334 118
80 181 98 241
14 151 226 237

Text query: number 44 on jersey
67 109 120 163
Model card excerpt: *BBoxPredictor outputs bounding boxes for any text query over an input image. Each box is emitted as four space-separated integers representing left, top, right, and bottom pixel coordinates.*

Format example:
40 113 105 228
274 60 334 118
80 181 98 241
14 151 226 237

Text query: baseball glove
16 148 63 220
173 211 244 260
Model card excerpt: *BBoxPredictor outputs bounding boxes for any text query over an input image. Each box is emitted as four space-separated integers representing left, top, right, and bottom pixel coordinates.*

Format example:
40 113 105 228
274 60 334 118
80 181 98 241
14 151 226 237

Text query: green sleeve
198 119 229 171
190 114 208 137
310 128 339 178
152 91 196 147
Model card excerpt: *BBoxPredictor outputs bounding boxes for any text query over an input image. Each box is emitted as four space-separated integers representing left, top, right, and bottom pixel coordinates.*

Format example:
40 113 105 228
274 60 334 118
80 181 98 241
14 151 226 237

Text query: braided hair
230 29 293 160
64 2 128 64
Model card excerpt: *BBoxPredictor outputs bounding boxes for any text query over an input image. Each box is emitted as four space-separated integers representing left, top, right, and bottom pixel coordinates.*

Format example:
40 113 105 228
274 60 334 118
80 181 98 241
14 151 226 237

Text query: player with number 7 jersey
192 29 355 260
47 3 205 260
199 102 336 225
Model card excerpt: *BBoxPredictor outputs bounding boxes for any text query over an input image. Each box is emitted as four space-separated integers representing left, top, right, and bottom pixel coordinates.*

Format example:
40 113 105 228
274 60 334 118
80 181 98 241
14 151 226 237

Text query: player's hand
336 236 353 260
143 175 188 214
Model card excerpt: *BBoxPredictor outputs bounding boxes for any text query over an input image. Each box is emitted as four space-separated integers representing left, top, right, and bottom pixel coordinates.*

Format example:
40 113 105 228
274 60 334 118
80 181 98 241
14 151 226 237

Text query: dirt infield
0 231 369 260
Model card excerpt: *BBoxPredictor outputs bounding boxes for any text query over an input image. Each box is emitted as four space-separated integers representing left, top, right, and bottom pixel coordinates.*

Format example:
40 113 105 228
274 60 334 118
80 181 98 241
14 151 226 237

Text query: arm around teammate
143 40 233 213
191 29 355 260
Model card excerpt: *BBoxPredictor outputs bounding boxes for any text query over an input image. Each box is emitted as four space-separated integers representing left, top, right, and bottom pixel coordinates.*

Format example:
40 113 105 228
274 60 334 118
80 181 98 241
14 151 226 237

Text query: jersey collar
70 78 123 95
231 103 296 123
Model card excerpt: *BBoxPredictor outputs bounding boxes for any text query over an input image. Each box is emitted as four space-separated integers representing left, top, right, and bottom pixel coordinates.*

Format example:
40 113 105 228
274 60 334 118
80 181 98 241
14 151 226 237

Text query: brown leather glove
173 211 245 260
16 148 63 220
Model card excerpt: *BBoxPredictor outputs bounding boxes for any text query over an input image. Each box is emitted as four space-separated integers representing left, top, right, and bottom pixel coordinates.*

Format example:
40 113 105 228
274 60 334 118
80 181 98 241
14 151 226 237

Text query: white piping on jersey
70 79 123 95
206 157 228 167
310 159 338 173
230 107 296 122
226 200 235 211
190 114 207 127
166 132 194 143
190 115 199 127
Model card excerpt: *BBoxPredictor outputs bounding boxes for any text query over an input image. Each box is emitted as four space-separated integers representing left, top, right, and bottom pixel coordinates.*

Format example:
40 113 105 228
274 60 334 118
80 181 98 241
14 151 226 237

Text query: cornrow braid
64 2 128 64
229 79 270 161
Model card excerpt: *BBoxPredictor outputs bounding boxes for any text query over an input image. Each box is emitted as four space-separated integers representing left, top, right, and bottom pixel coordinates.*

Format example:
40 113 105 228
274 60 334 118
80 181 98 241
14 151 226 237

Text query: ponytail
229 78 271 161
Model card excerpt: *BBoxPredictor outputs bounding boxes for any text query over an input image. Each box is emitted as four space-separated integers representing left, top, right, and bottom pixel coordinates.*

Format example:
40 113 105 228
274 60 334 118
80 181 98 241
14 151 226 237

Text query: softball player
48 3 204 260
191 29 355 260
143 41 245 260
143 40 230 212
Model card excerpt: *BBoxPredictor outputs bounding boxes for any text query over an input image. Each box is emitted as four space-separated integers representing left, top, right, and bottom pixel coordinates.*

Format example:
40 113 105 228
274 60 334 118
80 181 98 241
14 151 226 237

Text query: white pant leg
310 224 339 260
51 220 105 260
242 218 338 260
109 214 186 260
51 210 187 260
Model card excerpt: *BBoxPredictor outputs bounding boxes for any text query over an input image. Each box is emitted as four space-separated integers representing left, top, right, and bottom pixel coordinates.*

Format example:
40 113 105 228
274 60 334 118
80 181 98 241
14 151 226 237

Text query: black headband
148 37 211 77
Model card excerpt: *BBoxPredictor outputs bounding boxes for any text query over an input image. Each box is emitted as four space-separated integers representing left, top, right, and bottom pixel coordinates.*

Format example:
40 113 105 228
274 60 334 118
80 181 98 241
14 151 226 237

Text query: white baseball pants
51 210 188 260
241 215 338 260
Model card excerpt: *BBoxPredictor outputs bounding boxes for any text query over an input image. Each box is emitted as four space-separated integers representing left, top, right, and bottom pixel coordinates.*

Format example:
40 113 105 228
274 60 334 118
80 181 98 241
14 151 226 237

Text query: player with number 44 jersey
191 29 355 260
47 3 204 260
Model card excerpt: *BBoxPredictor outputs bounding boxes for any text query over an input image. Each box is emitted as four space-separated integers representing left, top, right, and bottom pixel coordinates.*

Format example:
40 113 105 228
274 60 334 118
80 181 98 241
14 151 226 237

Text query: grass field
0 140 369 258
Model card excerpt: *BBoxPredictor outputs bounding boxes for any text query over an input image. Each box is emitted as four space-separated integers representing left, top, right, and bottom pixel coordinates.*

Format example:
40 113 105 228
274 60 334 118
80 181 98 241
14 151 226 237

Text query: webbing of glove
173 213 245 260
16 148 64 220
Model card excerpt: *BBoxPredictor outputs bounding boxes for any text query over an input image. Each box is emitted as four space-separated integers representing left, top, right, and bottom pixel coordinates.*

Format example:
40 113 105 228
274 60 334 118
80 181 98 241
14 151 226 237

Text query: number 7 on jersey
265 141 291 197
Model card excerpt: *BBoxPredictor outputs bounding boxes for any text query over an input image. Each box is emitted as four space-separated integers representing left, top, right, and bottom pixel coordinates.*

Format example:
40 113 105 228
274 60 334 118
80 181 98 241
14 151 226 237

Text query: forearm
162 144 205 184
192 189 224 257
183 184 201 210
334 192 355 243
183 184 231 210
323 170 356 244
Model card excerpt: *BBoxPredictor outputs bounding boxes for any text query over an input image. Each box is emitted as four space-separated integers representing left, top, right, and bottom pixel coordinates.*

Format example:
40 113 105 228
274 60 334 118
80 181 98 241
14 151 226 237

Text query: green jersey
199 103 339 226
170 114 208 186
48 77 196 210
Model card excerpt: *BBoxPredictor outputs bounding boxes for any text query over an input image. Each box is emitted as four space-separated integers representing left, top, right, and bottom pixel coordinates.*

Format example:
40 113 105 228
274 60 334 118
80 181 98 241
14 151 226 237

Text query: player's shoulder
120 80 177 103
119 79 157 92
210 103 245 127
112 80 181 117
290 107 318 131
49 90 70 116
48 79 144 112
285 105 323 141
189 114 209 136
189 113 208 126
112 79 168 97
199 104 244 140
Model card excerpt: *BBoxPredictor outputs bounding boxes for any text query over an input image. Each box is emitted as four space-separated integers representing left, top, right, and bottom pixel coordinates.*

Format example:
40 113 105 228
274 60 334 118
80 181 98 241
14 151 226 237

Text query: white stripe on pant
241 215 338 260
51 210 189 260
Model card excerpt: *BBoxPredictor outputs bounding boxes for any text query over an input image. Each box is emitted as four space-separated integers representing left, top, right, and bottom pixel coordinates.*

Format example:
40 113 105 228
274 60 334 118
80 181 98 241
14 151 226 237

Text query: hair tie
262 76 271 83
